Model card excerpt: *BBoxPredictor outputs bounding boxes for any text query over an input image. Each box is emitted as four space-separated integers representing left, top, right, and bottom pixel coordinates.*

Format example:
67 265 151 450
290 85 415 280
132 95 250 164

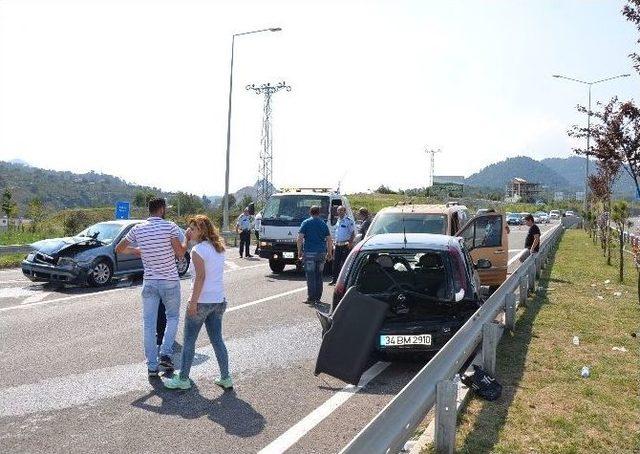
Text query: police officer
329 206 355 285
236 207 253 258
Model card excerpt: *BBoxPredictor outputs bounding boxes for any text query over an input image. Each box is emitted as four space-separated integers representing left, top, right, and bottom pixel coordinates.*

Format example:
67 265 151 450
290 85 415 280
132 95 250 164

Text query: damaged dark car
315 233 490 385
21 220 190 287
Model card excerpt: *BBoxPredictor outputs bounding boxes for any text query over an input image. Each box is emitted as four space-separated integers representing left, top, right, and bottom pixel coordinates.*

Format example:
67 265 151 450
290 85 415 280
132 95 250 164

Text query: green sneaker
163 373 191 390
214 376 234 390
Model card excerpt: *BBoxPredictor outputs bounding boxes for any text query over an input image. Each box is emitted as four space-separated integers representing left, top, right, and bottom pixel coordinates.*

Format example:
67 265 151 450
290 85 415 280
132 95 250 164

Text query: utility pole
246 81 292 207
425 148 441 187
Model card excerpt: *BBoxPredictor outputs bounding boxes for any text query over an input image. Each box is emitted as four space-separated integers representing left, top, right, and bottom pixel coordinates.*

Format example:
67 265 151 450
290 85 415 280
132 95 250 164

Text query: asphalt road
0 222 556 453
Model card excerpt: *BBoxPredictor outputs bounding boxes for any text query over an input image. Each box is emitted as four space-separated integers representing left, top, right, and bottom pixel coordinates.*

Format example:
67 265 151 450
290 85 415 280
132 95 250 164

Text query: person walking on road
329 206 355 285
253 211 262 255
115 198 187 377
236 208 253 258
524 214 541 257
164 215 232 391
297 206 333 304
358 207 372 238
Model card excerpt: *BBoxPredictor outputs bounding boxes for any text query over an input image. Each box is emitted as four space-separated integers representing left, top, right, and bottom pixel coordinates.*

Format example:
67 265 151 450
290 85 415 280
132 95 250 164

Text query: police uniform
331 216 355 283
236 214 253 258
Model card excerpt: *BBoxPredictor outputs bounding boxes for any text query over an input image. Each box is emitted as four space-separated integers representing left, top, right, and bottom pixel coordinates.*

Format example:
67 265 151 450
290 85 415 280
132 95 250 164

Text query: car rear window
367 213 447 236
350 250 455 301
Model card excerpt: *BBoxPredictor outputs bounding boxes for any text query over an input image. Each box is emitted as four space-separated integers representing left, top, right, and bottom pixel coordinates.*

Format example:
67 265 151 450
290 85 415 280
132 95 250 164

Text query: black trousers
156 300 166 346
332 244 351 282
239 230 251 257
254 230 260 253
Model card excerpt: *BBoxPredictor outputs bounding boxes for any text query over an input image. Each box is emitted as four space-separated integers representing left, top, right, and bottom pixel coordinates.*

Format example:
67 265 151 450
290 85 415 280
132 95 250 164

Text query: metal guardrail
0 245 32 255
341 224 564 454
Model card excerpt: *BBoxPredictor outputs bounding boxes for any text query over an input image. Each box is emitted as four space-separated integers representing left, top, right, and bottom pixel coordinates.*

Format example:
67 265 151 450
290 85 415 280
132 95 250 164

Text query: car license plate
380 334 432 346
283 252 295 259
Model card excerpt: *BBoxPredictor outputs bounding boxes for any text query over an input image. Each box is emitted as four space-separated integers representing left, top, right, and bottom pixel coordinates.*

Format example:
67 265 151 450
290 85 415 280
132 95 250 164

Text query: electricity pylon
425 148 441 187
246 81 292 207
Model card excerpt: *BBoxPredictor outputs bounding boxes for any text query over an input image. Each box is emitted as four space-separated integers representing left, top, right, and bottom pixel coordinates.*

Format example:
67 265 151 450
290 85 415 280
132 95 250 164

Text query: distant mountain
208 180 277 206
465 156 571 190
9 158 30 167
465 155 637 196
0 161 171 212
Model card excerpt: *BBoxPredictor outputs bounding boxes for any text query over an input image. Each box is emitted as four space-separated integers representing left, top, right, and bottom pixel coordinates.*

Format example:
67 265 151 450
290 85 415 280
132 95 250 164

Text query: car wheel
88 259 113 287
269 258 285 273
176 252 190 277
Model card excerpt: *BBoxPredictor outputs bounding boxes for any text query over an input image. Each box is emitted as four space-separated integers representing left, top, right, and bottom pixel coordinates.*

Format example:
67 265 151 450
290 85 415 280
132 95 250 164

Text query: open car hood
30 236 103 256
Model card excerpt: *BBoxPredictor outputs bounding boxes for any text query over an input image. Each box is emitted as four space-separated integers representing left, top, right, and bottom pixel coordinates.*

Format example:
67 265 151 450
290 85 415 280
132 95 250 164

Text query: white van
258 188 354 273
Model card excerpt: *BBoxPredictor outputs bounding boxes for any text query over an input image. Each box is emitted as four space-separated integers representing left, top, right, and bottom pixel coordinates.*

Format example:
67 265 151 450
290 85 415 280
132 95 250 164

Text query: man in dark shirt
358 207 372 237
297 206 333 304
524 214 541 254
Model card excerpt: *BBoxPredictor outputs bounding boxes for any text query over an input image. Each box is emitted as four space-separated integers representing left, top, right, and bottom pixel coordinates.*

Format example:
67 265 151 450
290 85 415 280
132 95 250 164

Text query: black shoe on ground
247 254 254 258
159 355 174 369
148 369 159 378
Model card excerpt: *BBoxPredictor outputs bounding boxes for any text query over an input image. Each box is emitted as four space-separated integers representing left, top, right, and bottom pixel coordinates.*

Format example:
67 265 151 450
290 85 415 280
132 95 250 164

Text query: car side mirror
454 288 465 302
475 258 492 270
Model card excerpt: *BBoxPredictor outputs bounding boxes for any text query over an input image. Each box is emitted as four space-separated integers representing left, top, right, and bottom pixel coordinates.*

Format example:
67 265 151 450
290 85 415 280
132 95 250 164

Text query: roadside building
505 177 541 203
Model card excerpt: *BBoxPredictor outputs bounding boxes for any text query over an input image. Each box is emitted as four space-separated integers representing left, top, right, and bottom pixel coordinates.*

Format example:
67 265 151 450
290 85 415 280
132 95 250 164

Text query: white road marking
258 362 391 454
227 287 306 313
0 263 269 313
225 260 240 270
22 291 52 305
0 320 320 418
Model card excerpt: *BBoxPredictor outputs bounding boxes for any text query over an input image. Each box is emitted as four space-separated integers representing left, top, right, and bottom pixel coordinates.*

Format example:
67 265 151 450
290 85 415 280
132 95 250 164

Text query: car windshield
263 195 330 221
367 213 447 236
77 222 125 244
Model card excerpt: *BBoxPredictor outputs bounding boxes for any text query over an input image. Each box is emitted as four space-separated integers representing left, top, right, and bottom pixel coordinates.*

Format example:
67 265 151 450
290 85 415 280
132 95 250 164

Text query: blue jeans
141 280 181 370
179 302 230 380
304 252 326 302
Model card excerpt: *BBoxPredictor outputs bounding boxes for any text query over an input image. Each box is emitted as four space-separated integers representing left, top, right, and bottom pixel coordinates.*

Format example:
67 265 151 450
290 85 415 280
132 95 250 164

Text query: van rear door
455 213 508 287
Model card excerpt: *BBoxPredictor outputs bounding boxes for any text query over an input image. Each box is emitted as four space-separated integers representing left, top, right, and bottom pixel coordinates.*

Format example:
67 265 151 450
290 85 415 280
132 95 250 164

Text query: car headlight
57 257 78 267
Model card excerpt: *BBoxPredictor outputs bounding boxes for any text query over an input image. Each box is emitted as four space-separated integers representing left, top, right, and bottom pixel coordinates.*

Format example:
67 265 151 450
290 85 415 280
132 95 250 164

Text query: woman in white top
164 215 231 390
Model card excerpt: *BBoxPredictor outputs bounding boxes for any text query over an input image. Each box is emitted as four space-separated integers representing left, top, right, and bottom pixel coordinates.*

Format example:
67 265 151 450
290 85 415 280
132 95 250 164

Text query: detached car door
455 213 508 288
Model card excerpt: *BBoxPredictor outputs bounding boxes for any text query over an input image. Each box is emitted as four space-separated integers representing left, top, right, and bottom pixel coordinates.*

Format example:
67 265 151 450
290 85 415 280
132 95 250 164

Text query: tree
133 190 156 208
169 192 205 216
25 198 47 232
623 1 640 73
375 185 397 195
612 200 631 283
1 189 18 220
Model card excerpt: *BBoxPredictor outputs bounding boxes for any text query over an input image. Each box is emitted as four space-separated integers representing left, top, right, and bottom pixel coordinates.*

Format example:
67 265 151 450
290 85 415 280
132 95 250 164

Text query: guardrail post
482 321 502 376
528 264 536 293
434 380 457 454
505 292 517 332
535 255 541 279
519 276 527 306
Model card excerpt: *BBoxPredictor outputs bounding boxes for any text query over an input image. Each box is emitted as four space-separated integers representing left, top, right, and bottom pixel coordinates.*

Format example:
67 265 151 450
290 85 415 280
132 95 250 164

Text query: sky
0 0 638 196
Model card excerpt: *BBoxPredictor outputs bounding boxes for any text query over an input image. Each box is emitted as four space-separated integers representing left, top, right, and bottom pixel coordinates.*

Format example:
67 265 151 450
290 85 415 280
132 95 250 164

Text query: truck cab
258 188 354 273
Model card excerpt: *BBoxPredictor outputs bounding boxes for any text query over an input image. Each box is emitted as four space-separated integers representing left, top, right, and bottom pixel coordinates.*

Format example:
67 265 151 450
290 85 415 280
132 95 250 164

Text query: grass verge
0 253 25 269
448 229 640 453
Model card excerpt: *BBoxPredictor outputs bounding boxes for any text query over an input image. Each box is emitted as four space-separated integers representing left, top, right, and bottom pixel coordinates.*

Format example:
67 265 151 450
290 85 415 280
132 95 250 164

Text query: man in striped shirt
116 198 187 377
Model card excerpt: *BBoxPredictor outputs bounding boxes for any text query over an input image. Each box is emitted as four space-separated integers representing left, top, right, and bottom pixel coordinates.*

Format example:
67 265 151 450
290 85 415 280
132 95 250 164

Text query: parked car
549 210 561 220
21 220 190 287
519 212 531 222
534 211 550 223
315 233 489 384
506 213 522 225
565 210 576 217
365 205 507 289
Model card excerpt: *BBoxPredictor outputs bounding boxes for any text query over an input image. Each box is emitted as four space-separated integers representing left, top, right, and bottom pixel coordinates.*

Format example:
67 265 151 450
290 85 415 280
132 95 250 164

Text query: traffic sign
115 201 130 220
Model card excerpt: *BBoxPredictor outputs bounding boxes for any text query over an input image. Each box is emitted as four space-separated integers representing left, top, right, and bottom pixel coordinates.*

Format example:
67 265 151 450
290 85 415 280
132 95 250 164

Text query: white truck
258 188 355 273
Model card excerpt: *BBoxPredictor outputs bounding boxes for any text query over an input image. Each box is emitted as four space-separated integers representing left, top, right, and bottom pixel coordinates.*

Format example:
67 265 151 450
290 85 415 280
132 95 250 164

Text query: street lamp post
552 73 630 214
222 27 282 234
